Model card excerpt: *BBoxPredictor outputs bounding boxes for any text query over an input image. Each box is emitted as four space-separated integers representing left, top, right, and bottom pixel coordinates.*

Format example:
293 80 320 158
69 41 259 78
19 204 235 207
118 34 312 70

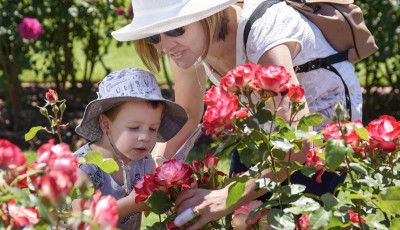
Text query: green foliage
84 150 119 174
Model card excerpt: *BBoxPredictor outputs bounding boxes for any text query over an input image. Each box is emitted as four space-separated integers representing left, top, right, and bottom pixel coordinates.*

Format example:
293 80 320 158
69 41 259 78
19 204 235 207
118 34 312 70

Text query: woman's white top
202 0 363 130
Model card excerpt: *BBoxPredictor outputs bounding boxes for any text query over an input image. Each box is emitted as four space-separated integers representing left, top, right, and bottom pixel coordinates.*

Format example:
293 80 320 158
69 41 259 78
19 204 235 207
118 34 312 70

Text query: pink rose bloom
155 159 194 189
115 7 124 15
254 65 291 96
45 89 57 103
18 17 43 40
296 214 312 230
203 152 220 169
305 146 326 183
220 62 261 94
348 210 366 223
0 139 26 172
31 139 78 202
323 121 365 156
134 173 159 203
366 115 400 152
231 200 270 229
287 84 305 102
1 199 39 228
203 87 249 136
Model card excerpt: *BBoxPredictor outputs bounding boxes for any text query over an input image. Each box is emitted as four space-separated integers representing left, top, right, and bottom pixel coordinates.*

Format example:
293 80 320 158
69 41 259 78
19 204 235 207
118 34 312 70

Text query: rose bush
0 89 120 229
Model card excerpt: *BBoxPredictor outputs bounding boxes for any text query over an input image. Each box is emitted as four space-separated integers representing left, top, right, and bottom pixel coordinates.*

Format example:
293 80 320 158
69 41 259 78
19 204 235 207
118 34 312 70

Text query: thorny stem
9 169 43 187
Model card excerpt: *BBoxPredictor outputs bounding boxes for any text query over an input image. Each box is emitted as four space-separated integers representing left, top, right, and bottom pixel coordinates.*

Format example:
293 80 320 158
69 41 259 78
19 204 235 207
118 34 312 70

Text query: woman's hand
174 187 232 230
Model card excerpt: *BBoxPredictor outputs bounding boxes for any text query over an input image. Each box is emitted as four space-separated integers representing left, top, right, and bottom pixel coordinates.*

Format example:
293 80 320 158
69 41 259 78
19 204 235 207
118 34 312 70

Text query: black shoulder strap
243 0 284 51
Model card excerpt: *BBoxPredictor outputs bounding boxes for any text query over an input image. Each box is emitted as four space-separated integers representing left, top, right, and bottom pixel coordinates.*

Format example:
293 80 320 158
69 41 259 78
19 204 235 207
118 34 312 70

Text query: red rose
200 172 210 185
1 199 39 228
220 63 261 94
191 159 204 173
45 89 57 103
254 65 291 96
348 210 366 223
203 85 223 106
305 147 325 183
155 159 194 189
203 152 219 169
18 17 43 40
366 115 400 152
134 173 159 203
115 7 125 16
0 139 26 172
323 121 365 156
287 84 305 102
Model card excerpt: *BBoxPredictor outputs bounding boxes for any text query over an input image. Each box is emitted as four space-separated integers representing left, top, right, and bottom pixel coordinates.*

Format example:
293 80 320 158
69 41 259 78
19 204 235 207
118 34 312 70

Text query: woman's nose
158 34 177 53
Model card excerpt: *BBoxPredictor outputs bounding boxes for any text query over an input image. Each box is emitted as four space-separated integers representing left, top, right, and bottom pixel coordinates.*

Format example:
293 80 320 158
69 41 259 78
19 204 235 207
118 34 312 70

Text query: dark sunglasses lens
145 34 161 44
164 27 185 37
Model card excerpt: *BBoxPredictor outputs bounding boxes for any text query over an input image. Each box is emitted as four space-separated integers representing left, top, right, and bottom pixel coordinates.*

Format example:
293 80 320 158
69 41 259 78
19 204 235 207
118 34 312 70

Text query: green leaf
147 222 167 230
325 216 345 229
256 108 273 124
275 117 288 129
146 191 173 215
85 151 104 166
281 128 296 140
272 149 286 161
300 166 316 178
325 139 347 171
373 187 400 216
248 200 280 218
271 139 294 151
256 178 278 193
238 147 255 168
100 158 119 174
227 181 246 209
389 218 400 230
310 208 332 229
267 209 295 230
283 197 320 215
281 184 306 195
349 163 368 175
297 112 324 131
321 193 339 210
25 126 43 141
355 127 369 141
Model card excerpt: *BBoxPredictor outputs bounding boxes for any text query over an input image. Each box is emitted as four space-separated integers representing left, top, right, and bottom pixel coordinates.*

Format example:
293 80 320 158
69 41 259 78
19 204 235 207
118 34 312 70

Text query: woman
112 0 362 228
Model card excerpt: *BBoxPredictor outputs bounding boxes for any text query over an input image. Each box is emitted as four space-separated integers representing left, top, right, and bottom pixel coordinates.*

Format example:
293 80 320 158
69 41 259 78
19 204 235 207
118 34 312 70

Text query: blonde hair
134 10 229 73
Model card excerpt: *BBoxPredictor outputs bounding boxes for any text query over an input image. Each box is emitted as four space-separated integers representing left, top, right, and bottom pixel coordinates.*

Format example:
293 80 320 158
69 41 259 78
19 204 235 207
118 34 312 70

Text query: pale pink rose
18 17 43 40
191 159 204 173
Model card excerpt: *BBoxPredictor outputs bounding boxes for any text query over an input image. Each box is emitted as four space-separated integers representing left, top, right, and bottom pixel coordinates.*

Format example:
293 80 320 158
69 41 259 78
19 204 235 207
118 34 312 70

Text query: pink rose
1 199 39 228
366 115 400 152
254 65 291 96
31 139 78 202
220 62 261 94
203 85 223 106
155 159 194 189
287 84 305 102
45 89 57 103
305 147 325 183
134 173 159 203
0 139 26 172
203 152 219 169
323 121 365 156
348 210 366 223
296 214 312 230
18 17 43 40
115 7 124 16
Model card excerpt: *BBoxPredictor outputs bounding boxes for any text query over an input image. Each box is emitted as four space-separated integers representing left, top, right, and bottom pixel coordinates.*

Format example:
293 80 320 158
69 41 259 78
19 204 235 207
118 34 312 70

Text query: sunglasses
145 27 186 45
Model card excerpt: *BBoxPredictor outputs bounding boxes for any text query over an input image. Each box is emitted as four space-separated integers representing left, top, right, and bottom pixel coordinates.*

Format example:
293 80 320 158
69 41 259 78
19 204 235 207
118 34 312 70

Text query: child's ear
99 114 110 134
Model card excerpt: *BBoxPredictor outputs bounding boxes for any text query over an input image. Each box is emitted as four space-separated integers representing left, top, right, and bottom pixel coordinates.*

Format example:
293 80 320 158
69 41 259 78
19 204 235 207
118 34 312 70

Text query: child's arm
116 190 150 219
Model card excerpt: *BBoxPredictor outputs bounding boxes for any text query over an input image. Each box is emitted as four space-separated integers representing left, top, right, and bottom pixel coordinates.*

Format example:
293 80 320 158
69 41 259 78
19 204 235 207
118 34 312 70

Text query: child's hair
103 101 166 121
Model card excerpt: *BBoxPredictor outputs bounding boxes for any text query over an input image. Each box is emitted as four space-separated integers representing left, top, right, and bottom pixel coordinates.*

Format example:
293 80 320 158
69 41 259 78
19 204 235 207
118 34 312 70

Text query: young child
73 68 188 229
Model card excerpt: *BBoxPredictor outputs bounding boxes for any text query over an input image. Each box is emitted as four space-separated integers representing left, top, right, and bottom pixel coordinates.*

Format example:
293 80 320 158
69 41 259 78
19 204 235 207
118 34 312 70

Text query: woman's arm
174 43 312 230
152 60 208 160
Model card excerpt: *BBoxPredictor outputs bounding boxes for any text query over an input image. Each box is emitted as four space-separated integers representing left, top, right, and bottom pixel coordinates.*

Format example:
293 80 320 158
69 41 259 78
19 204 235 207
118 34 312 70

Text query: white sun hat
75 68 188 142
111 0 238 41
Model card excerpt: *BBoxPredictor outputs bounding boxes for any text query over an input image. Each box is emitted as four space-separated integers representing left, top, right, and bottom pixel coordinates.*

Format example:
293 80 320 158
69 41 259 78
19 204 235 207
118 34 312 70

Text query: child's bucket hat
112 0 238 41
75 68 188 142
